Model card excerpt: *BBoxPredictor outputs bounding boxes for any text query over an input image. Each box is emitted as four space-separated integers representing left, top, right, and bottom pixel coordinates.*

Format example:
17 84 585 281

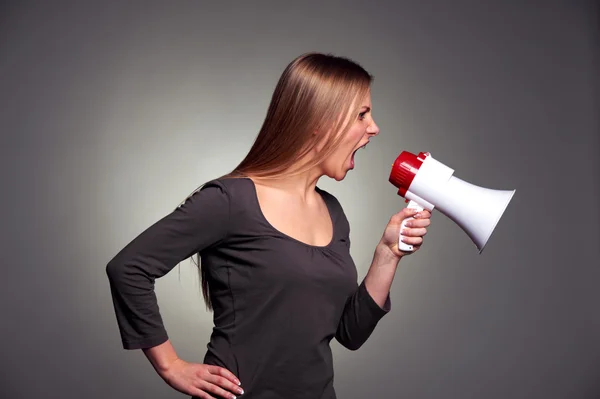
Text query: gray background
1 1 599 398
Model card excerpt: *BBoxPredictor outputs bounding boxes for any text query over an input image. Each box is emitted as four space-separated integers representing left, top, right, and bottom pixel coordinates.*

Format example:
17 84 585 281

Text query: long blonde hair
226 52 373 179
186 52 373 309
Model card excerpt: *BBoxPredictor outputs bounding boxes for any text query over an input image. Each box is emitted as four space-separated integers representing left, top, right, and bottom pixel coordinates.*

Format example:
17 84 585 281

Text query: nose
367 119 380 136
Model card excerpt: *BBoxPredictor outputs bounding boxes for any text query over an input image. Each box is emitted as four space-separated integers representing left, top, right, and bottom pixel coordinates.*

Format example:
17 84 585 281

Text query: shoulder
176 177 254 228
178 177 249 210
194 177 257 218
200 176 253 197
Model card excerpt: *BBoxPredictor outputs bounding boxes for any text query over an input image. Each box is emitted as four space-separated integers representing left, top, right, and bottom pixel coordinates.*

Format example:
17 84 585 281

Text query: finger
205 374 244 397
206 365 241 386
414 210 432 219
392 208 418 224
197 380 239 399
401 227 428 237
404 218 430 228
400 235 423 246
402 207 420 219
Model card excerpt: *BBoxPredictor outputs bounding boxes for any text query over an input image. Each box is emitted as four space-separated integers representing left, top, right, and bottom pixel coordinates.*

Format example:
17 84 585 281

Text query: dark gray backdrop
1 1 599 398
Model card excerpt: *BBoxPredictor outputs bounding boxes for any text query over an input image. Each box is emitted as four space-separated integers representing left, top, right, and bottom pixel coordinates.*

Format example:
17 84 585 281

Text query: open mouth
350 142 369 169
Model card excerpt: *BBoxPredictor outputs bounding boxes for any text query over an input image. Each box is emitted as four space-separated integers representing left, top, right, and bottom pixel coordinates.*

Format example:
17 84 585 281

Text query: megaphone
389 151 515 254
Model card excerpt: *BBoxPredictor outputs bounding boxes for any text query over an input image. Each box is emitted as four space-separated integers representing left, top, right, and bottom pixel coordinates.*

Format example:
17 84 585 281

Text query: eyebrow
360 106 371 112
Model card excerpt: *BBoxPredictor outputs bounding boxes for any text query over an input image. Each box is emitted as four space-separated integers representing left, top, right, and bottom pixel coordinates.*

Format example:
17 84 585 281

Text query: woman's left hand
379 207 432 259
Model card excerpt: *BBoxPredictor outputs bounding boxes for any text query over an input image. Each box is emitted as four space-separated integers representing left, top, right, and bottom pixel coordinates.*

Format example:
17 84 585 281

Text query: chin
334 168 351 181
322 160 352 181
323 168 348 181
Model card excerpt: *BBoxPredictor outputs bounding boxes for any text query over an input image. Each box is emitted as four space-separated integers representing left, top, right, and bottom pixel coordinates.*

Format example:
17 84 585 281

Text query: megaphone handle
399 200 425 252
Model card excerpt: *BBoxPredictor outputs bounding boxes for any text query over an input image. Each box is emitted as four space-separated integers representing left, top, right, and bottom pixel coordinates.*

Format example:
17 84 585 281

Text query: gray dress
106 177 391 399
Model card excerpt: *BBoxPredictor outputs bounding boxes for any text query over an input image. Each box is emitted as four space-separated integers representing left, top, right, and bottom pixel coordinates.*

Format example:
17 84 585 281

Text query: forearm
143 339 180 376
363 243 402 308
334 243 395 350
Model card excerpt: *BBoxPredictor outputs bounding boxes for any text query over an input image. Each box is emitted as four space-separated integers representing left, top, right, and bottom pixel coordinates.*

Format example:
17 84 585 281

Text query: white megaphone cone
389 151 515 254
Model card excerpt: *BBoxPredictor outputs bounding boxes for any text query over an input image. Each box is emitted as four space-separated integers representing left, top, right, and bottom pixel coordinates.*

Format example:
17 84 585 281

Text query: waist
204 340 335 399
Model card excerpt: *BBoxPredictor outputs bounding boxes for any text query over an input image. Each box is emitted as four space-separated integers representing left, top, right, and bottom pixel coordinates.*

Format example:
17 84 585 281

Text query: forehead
359 91 372 107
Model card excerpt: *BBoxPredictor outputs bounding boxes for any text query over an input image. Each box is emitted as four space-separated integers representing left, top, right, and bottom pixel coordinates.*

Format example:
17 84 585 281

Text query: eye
358 111 367 121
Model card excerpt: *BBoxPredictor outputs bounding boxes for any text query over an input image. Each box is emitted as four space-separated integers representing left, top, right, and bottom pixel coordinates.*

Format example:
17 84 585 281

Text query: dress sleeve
332 198 391 351
105 180 230 350
335 279 391 351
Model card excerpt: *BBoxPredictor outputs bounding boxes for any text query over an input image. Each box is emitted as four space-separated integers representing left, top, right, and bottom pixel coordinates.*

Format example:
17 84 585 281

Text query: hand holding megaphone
389 151 515 254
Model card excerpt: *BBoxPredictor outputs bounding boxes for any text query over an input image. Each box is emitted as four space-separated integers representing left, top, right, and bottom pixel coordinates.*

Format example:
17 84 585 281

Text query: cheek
325 146 349 170
349 126 365 143
324 127 364 170
337 142 355 161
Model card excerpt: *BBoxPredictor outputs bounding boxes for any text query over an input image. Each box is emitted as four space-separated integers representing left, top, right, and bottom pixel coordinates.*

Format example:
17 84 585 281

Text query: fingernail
413 213 421 218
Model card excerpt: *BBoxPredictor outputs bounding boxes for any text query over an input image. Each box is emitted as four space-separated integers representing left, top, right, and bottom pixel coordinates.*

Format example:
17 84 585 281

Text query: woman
106 52 431 399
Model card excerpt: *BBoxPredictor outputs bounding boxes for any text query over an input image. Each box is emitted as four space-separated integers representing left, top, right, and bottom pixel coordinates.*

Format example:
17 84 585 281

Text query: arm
105 181 230 350
334 247 394 351
364 207 431 306
362 243 402 308
335 207 431 350
105 181 247 398
143 339 180 375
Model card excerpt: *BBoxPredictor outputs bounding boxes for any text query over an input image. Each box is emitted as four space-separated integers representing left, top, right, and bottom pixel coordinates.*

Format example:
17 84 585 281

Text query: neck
248 166 324 203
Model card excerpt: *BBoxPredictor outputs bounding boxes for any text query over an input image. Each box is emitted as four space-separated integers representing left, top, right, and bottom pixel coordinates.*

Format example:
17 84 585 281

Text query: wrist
142 340 180 375
375 242 402 265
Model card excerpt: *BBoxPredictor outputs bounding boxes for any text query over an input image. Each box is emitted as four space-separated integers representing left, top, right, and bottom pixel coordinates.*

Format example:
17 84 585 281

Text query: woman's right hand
160 358 244 399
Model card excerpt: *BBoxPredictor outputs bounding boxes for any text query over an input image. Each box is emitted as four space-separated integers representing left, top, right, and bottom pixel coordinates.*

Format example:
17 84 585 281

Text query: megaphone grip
399 200 425 252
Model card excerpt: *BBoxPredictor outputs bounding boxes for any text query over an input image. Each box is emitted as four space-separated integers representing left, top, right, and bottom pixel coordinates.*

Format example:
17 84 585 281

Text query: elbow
106 255 127 283
341 341 363 351
106 255 154 291
336 333 367 351
106 261 121 289
106 258 119 279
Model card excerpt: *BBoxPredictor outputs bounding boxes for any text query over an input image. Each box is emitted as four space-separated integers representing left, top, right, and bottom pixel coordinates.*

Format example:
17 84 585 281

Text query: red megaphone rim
389 151 430 197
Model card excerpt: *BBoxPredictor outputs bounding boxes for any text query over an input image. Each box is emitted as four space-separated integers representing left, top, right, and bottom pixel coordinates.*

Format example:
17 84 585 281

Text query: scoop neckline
242 177 336 249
